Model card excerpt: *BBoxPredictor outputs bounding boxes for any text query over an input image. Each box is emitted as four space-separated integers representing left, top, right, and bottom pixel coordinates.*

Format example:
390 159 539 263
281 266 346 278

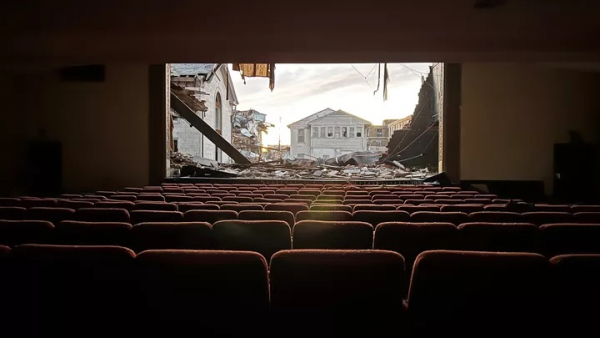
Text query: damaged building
385 66 439 170
170 64 239 164
232 109 273 161
288 108 370 160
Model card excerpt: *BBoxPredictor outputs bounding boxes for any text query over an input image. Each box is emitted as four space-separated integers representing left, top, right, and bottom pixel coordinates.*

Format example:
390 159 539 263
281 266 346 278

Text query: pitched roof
287 108 371 129
171 63 216 77
287 108 336 128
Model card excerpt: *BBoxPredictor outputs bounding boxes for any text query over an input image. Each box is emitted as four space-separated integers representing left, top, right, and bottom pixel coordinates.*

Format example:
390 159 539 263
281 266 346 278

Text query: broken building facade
232 109 272 161
385 67 439 169
170 64 239 164
288 108 370 160
366 125 391 152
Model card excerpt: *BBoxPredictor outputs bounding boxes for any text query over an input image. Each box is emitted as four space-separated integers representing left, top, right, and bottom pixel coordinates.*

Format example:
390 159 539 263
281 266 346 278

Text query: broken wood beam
170 92 252 164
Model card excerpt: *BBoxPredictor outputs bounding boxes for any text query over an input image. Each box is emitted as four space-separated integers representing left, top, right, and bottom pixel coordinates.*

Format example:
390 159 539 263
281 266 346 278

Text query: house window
297 129 305 143
320 127 326 138
173 139 179 152
312 127 318 138
334 126 340 138
349 127 355 138
327 126 333 138
342 127 348 137
356 127 362 137
376 128 383 137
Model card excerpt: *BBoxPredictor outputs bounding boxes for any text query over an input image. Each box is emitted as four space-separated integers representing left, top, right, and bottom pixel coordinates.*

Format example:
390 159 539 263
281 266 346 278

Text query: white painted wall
173 65 234 163
461 63 600 195
289 111 369 159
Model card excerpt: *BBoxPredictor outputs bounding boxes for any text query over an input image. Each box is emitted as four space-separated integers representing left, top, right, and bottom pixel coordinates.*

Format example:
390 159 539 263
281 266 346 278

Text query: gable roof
287 108 371 129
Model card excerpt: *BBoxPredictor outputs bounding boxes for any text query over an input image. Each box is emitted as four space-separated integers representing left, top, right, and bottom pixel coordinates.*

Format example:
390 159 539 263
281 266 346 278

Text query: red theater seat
213 220 291 259
293 221 373 249
270 250 405 337
131 222 213 251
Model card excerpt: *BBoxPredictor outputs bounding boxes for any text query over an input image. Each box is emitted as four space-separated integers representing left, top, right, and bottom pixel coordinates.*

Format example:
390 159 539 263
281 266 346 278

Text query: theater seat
238 210 295 227
352 210 411 226
213 220 291 259
28 207 76 225
522 212 573 226
0 206 28 220
265 203 309 214
130 210 184 224
540 223 600 256
457 222 539 253
134 250 269 337
550 254 600 337
408 250 550 338
10 245 136 337
573 212 600 223
270 250 405 337
75 208 130 223
410 211 469 225
468 211 523 223
353 204 397 212
293 221 373 249
0 220 54 246
310 204 352 212
176 203 220 212
295 211 353 222
131 222 213 251
183 210 238 224
56 221 132 246
220 204 263 212
374 222 458 275
132 202 178 211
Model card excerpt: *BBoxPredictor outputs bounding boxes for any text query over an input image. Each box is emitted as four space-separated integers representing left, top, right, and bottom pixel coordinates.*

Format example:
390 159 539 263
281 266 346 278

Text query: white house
288 108 371 159
170 64 238 163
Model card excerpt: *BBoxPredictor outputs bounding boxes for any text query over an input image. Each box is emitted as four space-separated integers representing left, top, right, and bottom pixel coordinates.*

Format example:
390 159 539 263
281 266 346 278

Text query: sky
229 63 432 145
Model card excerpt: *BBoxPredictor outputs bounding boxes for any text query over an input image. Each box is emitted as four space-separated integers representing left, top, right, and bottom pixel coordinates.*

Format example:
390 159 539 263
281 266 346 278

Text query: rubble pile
232 109 274 161
171 150 433 180
170 152 197 169
222 158 430 180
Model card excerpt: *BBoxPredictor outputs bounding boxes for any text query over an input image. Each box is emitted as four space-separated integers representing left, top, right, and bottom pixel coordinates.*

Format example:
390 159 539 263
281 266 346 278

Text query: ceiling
1 0 599 66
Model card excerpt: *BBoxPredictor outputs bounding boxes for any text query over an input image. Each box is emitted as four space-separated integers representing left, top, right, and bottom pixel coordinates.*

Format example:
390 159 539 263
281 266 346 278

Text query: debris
231 109 274 162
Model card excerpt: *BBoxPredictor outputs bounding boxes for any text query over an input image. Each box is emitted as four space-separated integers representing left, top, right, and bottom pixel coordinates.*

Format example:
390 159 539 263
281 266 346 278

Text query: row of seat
3 206 600 225
1 219 599 259
0 246 595 337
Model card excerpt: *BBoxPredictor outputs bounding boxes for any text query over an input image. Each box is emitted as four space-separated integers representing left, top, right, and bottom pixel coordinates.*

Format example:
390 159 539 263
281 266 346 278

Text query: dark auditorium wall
0 65 150 194
460 63 600 195
0 72 20 194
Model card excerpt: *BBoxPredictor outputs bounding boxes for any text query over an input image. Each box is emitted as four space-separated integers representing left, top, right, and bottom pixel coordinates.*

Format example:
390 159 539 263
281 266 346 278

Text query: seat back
130 210 184 224
374 222 458 271
540 223 600 256
295 211 353 222
270 249 405 337
352 210 410 226
57 221 132 246
408 250 550 337
0 220 54 246
75 208 130 223
183 210 237 224
458 222 539 253
131 222 213 251
410 211 469 225
135 250 269 336
238 210 295 227
11 245 135 336
293 221 373 249
213 220 291 259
